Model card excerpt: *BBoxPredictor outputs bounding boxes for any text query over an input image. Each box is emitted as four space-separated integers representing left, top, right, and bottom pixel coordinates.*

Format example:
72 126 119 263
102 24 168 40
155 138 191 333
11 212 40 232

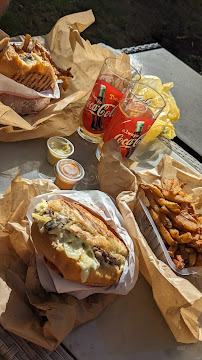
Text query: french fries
169 228 179 239
159 213 172 229
157 198 181 213
139 179 202 269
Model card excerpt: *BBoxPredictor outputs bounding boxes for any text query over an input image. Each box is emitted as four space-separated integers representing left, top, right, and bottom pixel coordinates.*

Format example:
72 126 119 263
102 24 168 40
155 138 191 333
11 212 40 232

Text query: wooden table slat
0 326 75 360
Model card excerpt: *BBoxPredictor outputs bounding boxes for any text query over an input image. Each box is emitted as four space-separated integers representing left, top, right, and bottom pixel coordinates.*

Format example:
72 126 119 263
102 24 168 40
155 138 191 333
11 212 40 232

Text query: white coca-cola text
85 101 118 118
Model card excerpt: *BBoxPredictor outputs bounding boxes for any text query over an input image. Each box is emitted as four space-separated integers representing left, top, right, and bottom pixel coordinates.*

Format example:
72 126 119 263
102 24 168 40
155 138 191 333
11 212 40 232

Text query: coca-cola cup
96 81 166 159
77 57 141 143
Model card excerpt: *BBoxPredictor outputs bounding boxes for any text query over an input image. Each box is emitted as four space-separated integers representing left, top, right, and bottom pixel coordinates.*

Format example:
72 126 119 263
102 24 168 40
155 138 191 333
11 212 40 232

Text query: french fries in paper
140 179 202 269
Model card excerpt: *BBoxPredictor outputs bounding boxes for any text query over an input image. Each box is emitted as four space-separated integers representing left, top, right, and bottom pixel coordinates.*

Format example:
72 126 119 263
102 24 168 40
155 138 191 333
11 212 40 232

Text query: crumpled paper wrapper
137 75 180 141
0 10 131 142
98 143 202 343
27 190 137 299
0 175 116 350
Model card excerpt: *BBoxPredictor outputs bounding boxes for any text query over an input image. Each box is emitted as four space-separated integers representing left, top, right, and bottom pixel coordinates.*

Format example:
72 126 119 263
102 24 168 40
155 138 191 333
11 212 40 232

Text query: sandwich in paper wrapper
0 10 130 141
0 34 73 114
27 190 138 299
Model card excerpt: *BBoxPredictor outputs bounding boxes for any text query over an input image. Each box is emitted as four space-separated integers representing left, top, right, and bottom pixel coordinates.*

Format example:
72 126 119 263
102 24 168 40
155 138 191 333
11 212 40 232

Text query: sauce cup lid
55 159 85 182
47 136 74 158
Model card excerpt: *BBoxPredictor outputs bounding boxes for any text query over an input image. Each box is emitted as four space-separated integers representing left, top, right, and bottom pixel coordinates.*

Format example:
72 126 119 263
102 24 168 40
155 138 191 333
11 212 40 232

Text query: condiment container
47 136 74 165
54 159 85 190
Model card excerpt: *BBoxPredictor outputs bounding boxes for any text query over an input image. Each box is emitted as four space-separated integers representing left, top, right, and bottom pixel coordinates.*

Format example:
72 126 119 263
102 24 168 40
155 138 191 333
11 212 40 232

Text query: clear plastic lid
55 159 85 182
47 136 74 157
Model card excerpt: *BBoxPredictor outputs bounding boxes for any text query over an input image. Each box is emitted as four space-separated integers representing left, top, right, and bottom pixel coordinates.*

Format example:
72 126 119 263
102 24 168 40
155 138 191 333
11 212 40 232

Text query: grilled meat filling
93 246 122 267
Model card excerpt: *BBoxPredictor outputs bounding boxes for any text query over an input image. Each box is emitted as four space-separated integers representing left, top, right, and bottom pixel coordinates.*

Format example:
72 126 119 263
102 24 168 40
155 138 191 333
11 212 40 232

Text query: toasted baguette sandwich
31 198 128 286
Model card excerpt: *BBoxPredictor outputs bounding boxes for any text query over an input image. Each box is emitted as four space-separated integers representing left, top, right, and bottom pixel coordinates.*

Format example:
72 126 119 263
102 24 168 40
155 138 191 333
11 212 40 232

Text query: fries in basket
139 179 202 269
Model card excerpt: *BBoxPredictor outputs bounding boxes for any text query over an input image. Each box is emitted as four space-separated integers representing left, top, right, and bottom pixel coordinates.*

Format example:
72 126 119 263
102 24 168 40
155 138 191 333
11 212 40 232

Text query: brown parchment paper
0 174 115 350
98 143 202 343
0 10 130 142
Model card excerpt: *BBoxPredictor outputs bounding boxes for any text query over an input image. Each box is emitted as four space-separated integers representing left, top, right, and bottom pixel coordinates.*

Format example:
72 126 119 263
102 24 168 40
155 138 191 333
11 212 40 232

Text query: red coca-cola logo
82 79 124 134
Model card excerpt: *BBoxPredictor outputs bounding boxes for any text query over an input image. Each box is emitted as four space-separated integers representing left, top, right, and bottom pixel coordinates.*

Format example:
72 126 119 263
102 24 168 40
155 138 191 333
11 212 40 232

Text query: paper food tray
134 191 201 276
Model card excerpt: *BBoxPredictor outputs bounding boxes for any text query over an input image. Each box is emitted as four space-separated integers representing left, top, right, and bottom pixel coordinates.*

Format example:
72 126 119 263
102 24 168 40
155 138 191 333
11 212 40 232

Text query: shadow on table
64 273 202 360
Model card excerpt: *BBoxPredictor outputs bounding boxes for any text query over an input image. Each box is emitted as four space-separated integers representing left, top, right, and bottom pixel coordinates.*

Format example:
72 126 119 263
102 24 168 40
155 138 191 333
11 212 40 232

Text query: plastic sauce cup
47 136 74 165
54 159 85 190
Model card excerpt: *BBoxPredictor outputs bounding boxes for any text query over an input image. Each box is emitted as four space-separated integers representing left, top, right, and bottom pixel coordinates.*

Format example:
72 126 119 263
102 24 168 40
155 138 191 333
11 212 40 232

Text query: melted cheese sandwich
31 198 128 286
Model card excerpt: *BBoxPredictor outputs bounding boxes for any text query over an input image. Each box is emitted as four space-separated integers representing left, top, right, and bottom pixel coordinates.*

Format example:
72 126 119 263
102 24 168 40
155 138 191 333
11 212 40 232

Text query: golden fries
157 198 181 213
139 179 202 270
165 211 199 232
169 228 179 239
188 251 197 267
168 245 178 258
189 240 202 252
149 209 177 246
178 245 189 260
145 184 163 198
173 255 185 269
159 213 173 229
176 232 193 244
163 192 193 204
144 189 160 213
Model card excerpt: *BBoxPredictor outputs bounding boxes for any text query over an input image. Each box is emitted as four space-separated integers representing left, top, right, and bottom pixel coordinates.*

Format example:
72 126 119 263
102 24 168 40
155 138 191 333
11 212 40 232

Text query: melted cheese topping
35 199 48 213
32 52 43 63
51 229 100 283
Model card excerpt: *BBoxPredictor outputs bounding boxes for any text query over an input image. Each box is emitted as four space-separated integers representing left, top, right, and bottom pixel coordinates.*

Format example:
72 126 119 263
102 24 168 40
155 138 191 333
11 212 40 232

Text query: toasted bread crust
0 43 56 91
0 35 72 92
48 199 128 257
31 199 128 286
0 37 9 52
